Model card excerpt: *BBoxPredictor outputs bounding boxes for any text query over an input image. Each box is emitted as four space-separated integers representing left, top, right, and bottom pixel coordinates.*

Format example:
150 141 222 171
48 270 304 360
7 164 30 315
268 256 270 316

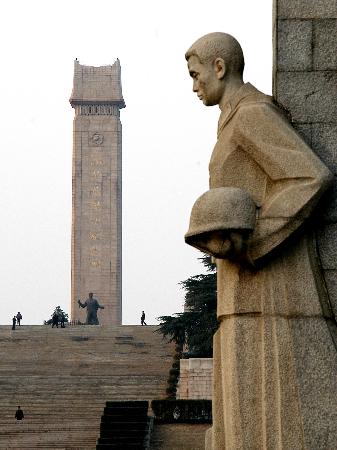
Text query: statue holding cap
185 33 336 450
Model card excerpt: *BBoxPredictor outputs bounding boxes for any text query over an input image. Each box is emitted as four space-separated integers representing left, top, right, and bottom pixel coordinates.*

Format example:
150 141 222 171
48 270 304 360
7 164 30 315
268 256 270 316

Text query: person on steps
15 406 24 423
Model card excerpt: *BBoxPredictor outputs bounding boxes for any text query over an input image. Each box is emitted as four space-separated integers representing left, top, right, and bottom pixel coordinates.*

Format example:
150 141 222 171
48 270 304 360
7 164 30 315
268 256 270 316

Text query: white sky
0 0 272 325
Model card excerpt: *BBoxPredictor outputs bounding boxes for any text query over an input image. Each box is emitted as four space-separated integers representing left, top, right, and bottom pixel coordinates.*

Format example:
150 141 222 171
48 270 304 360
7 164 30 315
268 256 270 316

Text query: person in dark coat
16 312 22 326
60 312 66 328
15 406 24 422
141 311 147 326
52 312 59 328
12 316 16 330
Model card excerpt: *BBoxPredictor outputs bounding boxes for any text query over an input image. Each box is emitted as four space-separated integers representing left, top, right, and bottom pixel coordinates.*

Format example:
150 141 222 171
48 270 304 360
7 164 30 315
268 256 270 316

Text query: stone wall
150 423 210 450
177 358 213 400
274 0 337 319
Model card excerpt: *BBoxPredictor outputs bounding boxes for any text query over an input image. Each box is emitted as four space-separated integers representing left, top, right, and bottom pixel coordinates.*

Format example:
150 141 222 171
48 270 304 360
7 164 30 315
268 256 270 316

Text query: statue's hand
195 230 231 258
228 231 248 256
227 231 253 265
196 229 252 264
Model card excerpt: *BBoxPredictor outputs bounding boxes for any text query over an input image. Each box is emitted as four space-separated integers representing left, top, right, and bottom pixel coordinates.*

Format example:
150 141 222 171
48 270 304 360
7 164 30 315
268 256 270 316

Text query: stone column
70 60 125 326
274 0 337 320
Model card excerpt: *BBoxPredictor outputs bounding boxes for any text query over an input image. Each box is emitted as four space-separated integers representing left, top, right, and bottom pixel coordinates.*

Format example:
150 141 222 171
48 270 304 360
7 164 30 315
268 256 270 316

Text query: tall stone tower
70 60 125 326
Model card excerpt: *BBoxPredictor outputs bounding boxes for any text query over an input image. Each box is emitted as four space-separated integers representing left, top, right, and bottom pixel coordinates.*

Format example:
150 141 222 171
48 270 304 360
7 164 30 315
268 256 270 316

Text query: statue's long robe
81 298 102 325
206 83 337 450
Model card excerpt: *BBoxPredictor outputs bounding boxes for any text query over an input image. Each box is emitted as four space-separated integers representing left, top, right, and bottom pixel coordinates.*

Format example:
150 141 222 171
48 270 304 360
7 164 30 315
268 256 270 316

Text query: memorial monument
184 32 337 449
70 60 125 326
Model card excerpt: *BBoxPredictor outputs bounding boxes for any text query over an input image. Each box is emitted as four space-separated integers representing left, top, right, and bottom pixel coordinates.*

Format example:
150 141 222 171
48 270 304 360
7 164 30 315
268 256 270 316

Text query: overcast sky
0 0 272 325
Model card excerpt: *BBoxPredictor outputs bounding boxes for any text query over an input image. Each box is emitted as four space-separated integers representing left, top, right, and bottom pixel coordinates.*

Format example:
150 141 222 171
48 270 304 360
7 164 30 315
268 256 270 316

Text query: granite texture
278 0 337 19
289 317 337 449
319 177 337 223
313 20 337 70
276 71 337 123
275 0 337 332
322 269 337 318
277 20 312 71
312 124 337 174
317 223 337 269
292 123 312 146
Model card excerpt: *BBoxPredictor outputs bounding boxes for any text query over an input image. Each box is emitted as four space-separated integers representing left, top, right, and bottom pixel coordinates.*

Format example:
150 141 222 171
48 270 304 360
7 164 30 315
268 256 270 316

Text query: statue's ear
214 58 226 80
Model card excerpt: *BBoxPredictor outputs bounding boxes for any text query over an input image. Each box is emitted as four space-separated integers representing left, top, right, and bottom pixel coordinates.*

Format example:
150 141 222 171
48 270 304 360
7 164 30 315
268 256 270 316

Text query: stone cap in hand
185 187 256 245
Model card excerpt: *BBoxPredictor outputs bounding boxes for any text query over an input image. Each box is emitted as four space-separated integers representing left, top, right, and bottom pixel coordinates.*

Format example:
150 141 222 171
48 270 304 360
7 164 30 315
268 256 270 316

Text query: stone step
98 434 144 443
4 448 91 450
0 423 99 428
2 447 92 450
99 422 147 432
96 445 143 450
0 380 166 387
97 401 149 448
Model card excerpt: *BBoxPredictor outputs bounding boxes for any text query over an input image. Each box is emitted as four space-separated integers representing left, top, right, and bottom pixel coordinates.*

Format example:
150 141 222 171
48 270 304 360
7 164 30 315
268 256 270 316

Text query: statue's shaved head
185 32 244 77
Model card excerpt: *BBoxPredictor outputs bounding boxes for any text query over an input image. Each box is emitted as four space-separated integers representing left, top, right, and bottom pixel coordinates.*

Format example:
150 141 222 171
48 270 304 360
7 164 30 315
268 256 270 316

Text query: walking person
16 312 22 326
15 406 24 423
12 316 16 330
141 311 147 326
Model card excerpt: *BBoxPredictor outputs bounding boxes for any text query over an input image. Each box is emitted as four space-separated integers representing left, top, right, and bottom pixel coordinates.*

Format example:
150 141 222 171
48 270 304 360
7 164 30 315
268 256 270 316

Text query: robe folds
205 83 337 450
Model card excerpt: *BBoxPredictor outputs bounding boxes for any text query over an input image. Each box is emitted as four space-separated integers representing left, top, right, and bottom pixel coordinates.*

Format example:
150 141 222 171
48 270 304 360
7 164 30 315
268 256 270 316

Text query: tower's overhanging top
70 59 125 108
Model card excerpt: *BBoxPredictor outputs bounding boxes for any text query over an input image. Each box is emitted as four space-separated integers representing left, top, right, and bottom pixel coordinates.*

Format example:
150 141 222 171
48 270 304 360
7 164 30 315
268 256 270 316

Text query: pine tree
157 255 218 357
45 306 69 325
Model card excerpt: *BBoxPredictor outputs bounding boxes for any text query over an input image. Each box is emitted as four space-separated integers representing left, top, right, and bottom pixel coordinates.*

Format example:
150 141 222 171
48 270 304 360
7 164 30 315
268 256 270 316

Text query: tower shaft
70 60 124 326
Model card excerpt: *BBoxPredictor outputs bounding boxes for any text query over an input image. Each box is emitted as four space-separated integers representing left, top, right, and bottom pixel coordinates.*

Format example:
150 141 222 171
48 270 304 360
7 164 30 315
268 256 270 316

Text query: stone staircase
97 401 149 449
0 325 173 450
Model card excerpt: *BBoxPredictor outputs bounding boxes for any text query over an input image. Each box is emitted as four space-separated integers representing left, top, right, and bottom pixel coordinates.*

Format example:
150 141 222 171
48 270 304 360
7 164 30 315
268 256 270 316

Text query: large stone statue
78 292 104 325
184 33 337 450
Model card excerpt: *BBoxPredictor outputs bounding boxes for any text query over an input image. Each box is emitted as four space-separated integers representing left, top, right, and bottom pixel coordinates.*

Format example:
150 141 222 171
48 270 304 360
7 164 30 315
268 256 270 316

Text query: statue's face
188 55 223 106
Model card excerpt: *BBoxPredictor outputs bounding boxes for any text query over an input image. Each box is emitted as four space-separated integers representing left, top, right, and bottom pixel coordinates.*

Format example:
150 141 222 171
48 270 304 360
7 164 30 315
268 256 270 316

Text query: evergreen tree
157 255 218 357
45 306 69 325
